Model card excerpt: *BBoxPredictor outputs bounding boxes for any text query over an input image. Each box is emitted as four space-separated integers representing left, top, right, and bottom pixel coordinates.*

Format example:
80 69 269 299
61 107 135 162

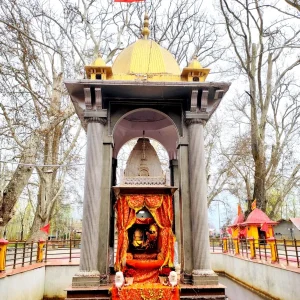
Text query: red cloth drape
115 194 175 271
114 195 140 270
111 283 180 300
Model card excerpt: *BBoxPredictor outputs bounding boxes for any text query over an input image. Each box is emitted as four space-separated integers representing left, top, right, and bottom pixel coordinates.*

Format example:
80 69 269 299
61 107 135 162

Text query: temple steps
65 285 110 299
65 284 226 300
180 284 226 300
180 297 226 300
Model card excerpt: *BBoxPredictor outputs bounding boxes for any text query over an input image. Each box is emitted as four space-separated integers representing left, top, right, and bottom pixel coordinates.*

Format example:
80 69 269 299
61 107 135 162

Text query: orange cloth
135 217 155 224
125 260 163 283
115 194 175 271
133 253 157 260
111 283 180 300
130 268 159 283
126 259 164 269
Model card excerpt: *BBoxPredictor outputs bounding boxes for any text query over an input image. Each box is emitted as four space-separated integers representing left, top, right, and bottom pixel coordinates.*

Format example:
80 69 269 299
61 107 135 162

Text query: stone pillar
170 159 181 267
186 119 218 285
177 142 193 284
98 133 113 284
73 117 106 287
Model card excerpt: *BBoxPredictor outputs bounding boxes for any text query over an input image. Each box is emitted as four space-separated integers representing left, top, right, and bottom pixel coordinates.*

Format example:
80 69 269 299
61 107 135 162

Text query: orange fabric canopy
115 194 175 271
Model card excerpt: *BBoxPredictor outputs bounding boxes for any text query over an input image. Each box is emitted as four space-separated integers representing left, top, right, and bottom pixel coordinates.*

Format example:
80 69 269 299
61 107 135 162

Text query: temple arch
112 108 180 160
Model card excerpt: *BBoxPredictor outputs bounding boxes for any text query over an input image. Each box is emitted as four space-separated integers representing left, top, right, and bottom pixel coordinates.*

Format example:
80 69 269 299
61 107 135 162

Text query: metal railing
210 238 300 268
2 238 81 272
6 241 37 270
3 237 299 272
43 238 81 263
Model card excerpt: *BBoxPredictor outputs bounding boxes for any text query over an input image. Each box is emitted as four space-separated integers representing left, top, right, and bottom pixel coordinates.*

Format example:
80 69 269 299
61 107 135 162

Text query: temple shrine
228 205 245 239
241 208 278 241
228 205 278 249
65 14 230 300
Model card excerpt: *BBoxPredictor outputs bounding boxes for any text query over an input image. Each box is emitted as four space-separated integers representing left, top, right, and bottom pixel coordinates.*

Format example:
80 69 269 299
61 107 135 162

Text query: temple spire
141 13 150 40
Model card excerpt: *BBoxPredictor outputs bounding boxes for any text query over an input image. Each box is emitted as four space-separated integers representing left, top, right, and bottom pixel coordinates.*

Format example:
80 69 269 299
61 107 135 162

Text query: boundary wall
1 255 299 299
0 267 45 300
211 253 300 300
0 265 79 300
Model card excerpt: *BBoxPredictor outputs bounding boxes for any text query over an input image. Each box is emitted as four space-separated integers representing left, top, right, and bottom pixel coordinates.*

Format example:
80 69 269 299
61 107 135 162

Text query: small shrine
241 208 278 241
228 205 245 239
113 138 176 284
65 13 231 300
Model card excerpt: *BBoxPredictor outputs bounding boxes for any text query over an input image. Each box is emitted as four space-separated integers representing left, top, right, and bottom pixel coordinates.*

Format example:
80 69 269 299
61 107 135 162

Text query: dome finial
141 13 150 40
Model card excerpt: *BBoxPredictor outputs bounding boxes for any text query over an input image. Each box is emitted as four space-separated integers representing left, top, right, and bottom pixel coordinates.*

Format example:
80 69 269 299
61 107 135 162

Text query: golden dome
84 55 112 79
181 56 210 82
112 12 180 76
112 39 181 75
92 56 106 66
187 57 203 69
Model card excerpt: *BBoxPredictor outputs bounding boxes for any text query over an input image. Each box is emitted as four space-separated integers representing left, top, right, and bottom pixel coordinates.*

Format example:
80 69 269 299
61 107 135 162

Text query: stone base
65 285 111 299
66 283 226 300
180 283 226 299
72 275 100 287
181 273 193 284
192 274 219 286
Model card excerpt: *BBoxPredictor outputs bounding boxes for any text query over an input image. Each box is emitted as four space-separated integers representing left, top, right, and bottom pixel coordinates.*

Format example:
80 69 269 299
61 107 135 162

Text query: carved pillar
186 118 218 285
73 117 106 286
177 142 193 284
170 159 181 267
98 133 113 283
109 158 118 273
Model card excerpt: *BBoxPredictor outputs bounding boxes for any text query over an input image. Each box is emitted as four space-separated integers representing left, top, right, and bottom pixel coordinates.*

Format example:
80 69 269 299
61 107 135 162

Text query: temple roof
92 56 106 66
112 13 180 76
242 208 277 225
83 14 209 82
290 218 300 230
112 39 181 76
229 213 245 227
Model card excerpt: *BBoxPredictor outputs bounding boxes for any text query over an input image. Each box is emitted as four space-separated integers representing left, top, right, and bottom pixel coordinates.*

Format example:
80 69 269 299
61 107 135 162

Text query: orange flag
238 203 242 216
251 199 257 210
240 227 247 236
261 222 268 232
40 223 50 234
227 227 232 235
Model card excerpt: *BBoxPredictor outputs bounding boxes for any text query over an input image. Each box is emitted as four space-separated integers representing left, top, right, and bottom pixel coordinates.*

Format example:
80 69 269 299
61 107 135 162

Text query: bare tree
285 0 300 12
204 115 240 206
0 0 80 239
0 0 229 239
218 0 300 213
59 0 226 67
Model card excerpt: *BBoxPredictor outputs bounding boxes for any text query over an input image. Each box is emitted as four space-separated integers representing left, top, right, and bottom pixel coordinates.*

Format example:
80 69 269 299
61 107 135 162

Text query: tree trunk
27 171 59 241
27 212 48 242
0 135 39 238
253 165 266 211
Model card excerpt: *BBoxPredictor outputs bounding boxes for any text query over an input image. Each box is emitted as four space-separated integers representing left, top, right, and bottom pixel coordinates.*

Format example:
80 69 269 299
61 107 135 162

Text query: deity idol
115 271 124 289
132 229 145 248
144 223 158 249
168 271 178 288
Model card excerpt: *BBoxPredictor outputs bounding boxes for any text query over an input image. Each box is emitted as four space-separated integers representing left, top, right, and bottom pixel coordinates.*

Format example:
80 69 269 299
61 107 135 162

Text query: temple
65 14 231 299
229 207 278 241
